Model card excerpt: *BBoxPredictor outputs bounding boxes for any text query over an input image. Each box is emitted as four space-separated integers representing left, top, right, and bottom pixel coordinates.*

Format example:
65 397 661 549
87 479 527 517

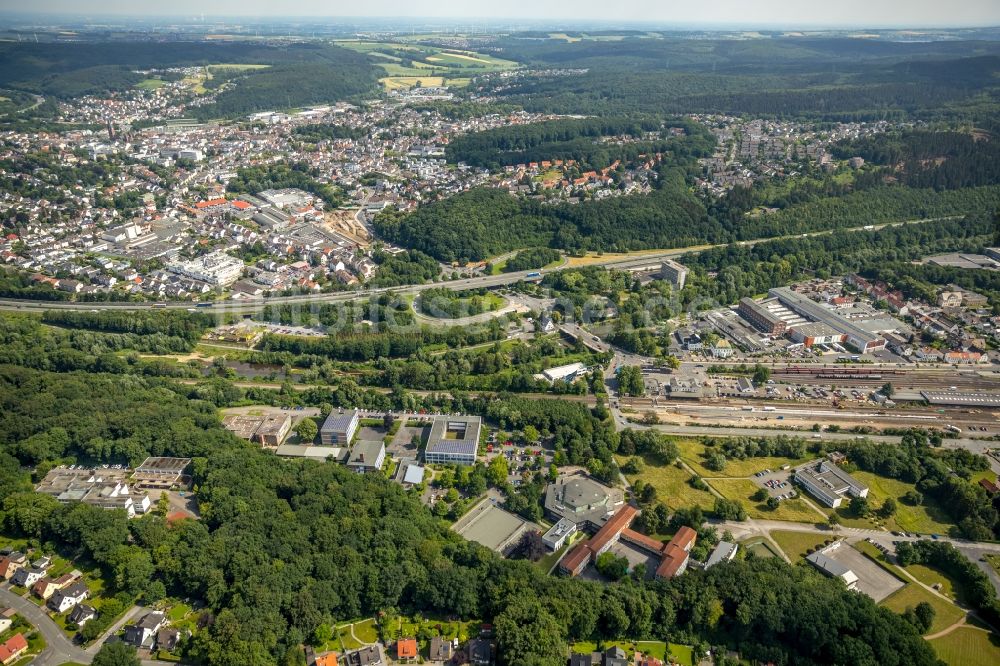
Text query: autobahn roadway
0 216 956 314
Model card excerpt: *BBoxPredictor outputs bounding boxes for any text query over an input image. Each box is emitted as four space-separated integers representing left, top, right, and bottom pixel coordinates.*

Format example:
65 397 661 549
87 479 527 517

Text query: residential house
0 634 27 665
68 604 98 627
465 639 493 666
48 581 89 613
345 645 383 666
397 638 418 661
11 567 45 588
156 628 181 652
429 636 453 662
0 554 25 580
124 611 166 648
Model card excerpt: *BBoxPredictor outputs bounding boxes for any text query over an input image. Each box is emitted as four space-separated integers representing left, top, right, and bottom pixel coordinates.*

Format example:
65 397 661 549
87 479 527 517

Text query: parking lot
752 468 798 501
824 542 905 602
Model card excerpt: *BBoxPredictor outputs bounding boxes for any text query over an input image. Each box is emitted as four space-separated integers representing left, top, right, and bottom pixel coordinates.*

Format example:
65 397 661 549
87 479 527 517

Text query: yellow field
380 76 445 90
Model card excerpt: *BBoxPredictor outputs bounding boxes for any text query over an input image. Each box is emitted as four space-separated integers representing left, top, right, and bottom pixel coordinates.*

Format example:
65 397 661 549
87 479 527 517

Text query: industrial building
424 416 482 466
768 287 886 352
793 458 869 508
737 297 788 335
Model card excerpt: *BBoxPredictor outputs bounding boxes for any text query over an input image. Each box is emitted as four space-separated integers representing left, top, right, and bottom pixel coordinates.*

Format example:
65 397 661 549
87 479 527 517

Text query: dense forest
831 130 1000 190
445 117 694 170
376 168 1000 263
0 358 944 666
0 41 377 102
482 36 1000 123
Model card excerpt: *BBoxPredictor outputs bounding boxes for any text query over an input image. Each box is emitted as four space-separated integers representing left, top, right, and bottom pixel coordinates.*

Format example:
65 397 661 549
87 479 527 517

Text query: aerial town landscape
1 2 1000 666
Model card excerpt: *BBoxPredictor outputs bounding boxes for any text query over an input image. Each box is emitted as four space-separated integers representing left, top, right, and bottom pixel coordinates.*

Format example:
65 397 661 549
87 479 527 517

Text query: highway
0 216 952 314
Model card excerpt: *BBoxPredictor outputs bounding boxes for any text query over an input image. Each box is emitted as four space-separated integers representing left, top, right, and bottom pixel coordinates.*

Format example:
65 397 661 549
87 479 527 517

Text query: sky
5 1 1000 27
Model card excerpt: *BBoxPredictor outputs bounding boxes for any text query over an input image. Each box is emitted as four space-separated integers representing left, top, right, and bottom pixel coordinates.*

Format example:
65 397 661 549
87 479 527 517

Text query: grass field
135 78 167 90
849 471 955 534
880 583 965 635
768 530 833 561
675 440 810 479
905 563 968 604
709 478 823 522
742 537 781 559
622 455 717 510
929 626 1000 666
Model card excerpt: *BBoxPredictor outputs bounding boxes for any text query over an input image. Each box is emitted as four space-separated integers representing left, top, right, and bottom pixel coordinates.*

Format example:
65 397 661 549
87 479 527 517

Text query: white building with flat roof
793 458 869 508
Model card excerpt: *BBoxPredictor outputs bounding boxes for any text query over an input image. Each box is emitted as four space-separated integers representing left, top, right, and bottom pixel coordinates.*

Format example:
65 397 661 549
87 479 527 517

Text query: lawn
353 618 379 644
905 563 968 604
535 540 572 574
741 538 781 559
929 626 1000 666
709 479 824 522
167 603 192 622
880 583 965 635
849 471 955 535
768 530 833 562
622 455 717 510
675 440 810 479
571 641 693 666
984 553 1000 577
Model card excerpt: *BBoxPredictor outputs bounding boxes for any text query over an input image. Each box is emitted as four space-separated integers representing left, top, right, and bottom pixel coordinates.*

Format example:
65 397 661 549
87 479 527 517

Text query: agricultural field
709 478 823 522
880 583 965 635
335 40 518 89
929 625 1000 666
621 455 717 511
